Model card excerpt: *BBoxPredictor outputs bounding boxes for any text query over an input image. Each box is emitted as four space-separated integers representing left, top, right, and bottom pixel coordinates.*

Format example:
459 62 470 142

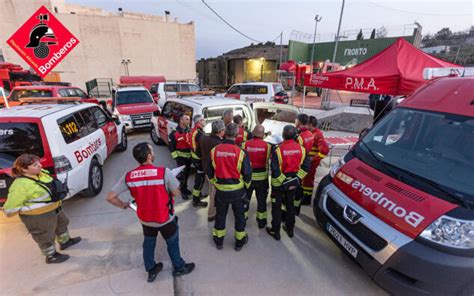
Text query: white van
0 102 127 206
156 82 202 108
224 82 289 104
149 96 299 146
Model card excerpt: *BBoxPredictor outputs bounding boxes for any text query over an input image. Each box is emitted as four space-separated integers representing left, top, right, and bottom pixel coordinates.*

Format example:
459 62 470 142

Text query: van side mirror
153 110 161 117
112 115 121 125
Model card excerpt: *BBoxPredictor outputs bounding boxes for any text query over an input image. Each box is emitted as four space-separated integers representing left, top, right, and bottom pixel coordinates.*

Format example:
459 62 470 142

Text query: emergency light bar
19 97 82 104
176 90 215 97
423 67 474 80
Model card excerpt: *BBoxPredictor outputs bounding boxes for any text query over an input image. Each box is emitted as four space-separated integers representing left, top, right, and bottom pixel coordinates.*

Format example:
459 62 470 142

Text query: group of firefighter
169 109 329 251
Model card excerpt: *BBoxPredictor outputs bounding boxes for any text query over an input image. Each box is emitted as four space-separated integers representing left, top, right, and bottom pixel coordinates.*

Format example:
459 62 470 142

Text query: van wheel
81 159 103 197
150 124 164 145
116 129 128 152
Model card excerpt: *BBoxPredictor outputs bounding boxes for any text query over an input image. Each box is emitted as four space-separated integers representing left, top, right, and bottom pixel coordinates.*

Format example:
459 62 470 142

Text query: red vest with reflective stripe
278 140 304 174
298 127 314 153
243 138 269 169
211 144 242 179
125 165 173 223
190 125 202 152
310 128 330 156
174 129 192 151
235 127 248 147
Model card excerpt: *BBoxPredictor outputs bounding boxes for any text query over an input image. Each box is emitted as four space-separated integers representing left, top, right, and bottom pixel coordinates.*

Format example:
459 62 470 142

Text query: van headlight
329 157 345 178
420 215 474 249
120 115 131 122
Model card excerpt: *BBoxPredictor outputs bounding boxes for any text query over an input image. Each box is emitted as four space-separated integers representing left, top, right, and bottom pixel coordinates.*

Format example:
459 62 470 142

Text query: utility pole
121 59 131 76
279 32 283 68
310 15 322 68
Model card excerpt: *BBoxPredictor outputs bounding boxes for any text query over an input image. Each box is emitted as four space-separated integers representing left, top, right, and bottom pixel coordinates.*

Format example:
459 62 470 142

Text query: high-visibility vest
271 140 307 187
309 128 330 158
126 165 173 223
210 143 246 191
235 127 249 147
243 138 270 181
170 126 192 158
190 125 203 159
297 127 315 153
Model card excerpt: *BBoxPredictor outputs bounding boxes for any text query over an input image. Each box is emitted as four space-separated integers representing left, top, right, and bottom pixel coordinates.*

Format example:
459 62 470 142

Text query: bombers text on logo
74 138 102 163
38 37 77 74
216 151 236 157
247 147 266 152
282 150 301 156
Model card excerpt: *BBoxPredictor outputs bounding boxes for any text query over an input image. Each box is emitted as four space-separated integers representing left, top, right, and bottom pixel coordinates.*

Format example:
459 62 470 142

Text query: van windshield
9 89 53 102
355 108 474 207
0 122 44 168
116 90 153 105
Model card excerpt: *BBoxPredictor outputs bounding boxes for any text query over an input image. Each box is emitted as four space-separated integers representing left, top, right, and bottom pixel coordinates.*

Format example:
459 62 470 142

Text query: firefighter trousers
271 188 297 233
246 180 269 222
176 157 192 192
296 158 321 212
192 160 205 202
213 188 247 246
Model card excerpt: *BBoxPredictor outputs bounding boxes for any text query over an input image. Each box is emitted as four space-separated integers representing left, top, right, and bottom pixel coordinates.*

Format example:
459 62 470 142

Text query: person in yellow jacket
3 154 81 264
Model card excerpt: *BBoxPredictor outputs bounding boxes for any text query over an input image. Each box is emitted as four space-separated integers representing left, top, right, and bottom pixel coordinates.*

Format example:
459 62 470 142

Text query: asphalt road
0 131 387 295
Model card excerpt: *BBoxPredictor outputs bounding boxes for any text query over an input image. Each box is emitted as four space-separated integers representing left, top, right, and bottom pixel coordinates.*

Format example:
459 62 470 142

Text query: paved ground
0 131 387 296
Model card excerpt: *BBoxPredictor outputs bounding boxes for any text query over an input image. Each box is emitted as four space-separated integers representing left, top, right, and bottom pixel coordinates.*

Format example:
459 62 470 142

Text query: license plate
0 180 6 189
135 119 150 125
327 223 358 258
245 98 265 102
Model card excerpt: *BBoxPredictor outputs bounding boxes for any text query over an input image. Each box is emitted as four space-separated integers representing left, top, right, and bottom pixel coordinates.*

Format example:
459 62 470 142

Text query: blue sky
69 0 473 58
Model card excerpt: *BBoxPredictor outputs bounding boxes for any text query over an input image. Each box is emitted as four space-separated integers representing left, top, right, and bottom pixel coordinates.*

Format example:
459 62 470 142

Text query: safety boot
266 227 280 241
59 236 82 250
46 252 70 264
234 235 248 252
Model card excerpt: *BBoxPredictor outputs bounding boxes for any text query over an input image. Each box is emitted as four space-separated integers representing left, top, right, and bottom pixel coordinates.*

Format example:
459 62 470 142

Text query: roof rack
176 90 215 97
19 97 82 105
423 67 474 80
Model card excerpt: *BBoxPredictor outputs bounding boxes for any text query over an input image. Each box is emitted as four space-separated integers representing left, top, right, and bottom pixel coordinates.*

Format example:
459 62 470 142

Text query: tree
357 29 364 40
376 26 388 38
370 29 376 39
435 28 453 40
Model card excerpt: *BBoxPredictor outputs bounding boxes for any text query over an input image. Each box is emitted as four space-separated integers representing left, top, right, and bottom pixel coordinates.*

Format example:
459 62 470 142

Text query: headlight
119 115 131 122
420 215 474 249
329 156 346 178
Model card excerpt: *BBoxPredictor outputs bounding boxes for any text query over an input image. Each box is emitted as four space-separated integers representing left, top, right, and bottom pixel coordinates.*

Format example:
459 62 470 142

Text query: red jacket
242 137 271 181
297 127 314 153
235 127 253 146
271 139 310 187
309 128 330 160
169 125 192 159
126 165 173 224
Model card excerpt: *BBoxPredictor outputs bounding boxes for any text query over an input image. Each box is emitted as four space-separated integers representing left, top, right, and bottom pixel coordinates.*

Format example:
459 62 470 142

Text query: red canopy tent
304 38 460 96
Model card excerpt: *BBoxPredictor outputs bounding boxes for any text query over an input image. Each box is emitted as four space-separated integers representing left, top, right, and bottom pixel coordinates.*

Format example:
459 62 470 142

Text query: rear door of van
240 85 269 103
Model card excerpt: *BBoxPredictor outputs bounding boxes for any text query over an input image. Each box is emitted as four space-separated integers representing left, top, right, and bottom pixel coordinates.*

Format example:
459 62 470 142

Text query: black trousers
246 180 269 222
213 188 247 246
271 187 297 233
176 157 192 191
192 159 205 202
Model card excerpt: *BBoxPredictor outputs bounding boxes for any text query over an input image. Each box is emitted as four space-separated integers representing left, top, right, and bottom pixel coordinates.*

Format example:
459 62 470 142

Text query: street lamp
121 59 131 76
331 0 345 67
310 14 322 70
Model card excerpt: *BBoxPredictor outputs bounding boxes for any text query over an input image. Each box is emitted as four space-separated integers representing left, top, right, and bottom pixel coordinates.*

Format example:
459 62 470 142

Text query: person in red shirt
169 114 192 199
242 125 271 228
301 116 330 206
295 113 314 214
233 114 253 146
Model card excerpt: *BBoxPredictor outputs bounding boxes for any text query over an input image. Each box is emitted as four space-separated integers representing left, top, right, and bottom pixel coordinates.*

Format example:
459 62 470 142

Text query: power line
369 1 473 16
201 0 262 43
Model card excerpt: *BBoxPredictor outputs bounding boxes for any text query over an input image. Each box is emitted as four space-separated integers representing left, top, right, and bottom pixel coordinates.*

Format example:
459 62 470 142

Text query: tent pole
303 86 306 112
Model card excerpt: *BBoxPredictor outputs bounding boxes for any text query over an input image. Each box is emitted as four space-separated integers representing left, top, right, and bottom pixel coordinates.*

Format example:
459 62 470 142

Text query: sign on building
7 5 80 78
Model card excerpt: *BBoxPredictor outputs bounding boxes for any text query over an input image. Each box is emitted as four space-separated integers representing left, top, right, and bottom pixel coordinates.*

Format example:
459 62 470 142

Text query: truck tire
150 124 165 145
115 129 128 152
81 159 103 197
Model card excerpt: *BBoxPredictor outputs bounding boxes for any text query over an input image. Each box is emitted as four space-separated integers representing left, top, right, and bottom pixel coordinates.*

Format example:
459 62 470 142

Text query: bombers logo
7 5 80 78
216 151 236 157
74 138 102 164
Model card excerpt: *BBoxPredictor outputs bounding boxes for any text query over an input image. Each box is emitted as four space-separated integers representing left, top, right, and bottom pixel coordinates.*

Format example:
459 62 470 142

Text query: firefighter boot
46 252 70 264
266 227 281 241
234 235 248 252
282 224 294 238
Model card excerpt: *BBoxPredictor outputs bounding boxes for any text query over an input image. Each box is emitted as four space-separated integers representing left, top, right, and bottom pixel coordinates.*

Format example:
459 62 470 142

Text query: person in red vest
207 123 252 251
294 113 314 214
267 125 310 240
169 114 192 199
233 114 253 146
301 116 330 206
242 125 271 228
190 114 208 208
106 142 195 283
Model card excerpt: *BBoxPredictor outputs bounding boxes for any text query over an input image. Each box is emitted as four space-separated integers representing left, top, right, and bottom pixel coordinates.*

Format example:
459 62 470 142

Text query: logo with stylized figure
25 13 58 59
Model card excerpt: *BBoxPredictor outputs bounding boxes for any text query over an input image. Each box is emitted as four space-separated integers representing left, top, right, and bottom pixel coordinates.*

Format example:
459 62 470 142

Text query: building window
0 49 4 62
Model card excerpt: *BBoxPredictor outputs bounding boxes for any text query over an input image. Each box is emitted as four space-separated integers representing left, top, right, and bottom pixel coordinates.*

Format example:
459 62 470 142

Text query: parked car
224 82 289 104
314 74 474 295
1 85 100 107
111 86 159 131
0 102 127 206
155 81 202 108
150 96 299 146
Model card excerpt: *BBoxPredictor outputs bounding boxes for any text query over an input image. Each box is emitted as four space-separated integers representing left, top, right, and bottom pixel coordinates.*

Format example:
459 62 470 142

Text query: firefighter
242 125 271 228
222 109 234 126
190 114 208 208
107 143 195 282
207 123 252 251
302 116 330 205
267 125 310 240
234 114 253 146
169 113 192 199
294 113 314 214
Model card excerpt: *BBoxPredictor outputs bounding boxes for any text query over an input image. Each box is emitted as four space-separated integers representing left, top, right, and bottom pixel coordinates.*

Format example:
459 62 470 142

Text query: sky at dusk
69 0 473 58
